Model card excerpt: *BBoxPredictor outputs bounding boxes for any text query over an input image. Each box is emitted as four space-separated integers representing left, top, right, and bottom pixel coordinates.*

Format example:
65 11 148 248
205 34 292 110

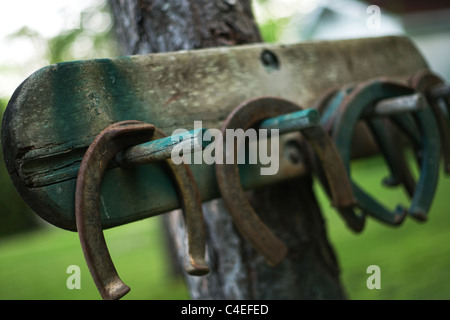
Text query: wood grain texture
109 0 261 54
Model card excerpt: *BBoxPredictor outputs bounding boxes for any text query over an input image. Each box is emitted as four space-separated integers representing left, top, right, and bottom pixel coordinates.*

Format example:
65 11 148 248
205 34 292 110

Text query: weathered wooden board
1 36 428 231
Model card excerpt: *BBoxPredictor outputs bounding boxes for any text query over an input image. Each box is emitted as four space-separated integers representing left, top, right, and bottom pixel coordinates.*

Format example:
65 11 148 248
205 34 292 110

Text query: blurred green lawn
1 153 450 300
318 154 450 300
0 215 189 300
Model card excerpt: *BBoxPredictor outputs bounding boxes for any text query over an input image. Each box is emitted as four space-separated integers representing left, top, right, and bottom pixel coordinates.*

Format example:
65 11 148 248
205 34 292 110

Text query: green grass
0 216 189 300
2 154 450 300
316 154 450 300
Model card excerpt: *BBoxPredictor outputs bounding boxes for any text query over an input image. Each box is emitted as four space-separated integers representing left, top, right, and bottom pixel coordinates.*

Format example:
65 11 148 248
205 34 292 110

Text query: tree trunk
108 0 346 299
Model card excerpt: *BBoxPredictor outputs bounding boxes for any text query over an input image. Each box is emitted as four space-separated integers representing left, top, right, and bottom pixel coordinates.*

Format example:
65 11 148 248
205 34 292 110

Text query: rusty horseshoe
215 97 358 266
75 120 208 300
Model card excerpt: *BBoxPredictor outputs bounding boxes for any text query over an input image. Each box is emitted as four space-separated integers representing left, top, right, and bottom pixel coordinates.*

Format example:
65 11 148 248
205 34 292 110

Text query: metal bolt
430 83 450 100
259 108 320 134
116 128 207 167
363 93 426 118
260 49 280 71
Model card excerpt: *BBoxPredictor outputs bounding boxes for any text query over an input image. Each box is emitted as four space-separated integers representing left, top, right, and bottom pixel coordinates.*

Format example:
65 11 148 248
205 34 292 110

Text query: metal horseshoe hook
215 97 358 266
330 79 441 223
75 120 155 300
75 120 209 300
148 127 209 277
409 69 450 174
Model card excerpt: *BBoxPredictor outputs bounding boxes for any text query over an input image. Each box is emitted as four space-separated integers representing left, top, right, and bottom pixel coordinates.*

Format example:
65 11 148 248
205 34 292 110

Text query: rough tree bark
108 0 346 299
